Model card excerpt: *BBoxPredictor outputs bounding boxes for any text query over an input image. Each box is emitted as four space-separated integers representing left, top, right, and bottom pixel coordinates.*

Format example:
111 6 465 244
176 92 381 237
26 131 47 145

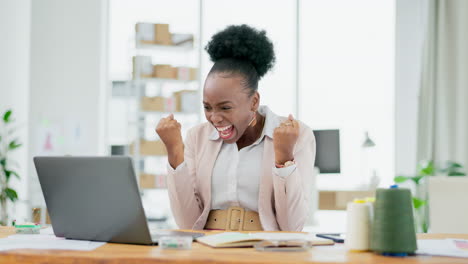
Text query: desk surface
0 228 467 264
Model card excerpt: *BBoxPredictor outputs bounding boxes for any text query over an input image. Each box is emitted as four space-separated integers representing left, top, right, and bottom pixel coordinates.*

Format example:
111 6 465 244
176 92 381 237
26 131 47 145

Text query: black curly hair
205 24 276 96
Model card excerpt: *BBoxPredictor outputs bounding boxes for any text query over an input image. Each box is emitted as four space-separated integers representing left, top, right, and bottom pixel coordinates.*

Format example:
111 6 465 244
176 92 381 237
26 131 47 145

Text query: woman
156 24 315 231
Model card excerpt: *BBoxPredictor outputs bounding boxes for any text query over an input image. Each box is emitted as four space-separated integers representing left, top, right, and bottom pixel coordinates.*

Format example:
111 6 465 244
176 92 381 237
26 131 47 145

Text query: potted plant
0 109 22 226
394 160 466 233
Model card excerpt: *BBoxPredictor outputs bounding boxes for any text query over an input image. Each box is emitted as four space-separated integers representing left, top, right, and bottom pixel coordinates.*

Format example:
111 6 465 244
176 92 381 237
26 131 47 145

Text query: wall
395 0 425 176
0 0 31 221
28 0 108 210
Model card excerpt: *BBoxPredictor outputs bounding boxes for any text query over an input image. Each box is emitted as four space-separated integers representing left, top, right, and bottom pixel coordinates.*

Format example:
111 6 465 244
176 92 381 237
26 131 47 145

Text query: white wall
0 0 31 221
395 0 425 176
28 0 109 210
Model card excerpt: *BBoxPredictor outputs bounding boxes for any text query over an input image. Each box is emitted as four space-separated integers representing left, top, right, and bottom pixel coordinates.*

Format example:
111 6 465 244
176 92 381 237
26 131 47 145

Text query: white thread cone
345 201 373 251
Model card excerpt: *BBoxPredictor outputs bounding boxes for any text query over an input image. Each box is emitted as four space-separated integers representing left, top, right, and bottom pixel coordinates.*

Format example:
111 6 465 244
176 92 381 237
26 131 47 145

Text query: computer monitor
313 129 341 173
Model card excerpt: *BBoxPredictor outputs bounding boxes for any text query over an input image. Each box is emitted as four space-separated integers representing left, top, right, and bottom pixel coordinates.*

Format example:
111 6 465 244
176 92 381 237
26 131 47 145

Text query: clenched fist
155 114 184 168
273 114 300 165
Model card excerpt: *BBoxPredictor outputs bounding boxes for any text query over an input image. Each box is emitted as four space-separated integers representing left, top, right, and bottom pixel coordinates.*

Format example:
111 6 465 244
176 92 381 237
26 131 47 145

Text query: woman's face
203 73 258 144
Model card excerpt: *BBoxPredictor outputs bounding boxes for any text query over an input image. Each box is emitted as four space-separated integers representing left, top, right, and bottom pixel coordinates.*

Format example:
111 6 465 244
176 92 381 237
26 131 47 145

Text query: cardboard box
153 64 178 79
132 56 153 79
140 173 167 189
318 190 375 210
140 173 156 189
154 24 171 45
141 96 176 112
177 67 197 81
130 139 167 156
141 96 165 111
173 90 198 112
136 23 172 45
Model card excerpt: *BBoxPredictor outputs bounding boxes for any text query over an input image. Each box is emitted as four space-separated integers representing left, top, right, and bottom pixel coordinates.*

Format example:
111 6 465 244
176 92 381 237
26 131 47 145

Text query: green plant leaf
394 176 410 183
0 158 5 167
422 221 429 233
417 160 434 176
8 140 22 150
412 175 425 185
3 110 12 123
440 161 462 174
4 170 12 181
446 161 463 168
421 166 434 176
9 170 20 179
5 188 18 202
3 169 20 181
448 171 466 176
412 197 427 209
438 160 466 176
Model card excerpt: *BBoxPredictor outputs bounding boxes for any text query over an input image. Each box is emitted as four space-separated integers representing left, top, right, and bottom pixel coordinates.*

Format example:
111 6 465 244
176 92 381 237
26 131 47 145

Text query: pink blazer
166 112 316 231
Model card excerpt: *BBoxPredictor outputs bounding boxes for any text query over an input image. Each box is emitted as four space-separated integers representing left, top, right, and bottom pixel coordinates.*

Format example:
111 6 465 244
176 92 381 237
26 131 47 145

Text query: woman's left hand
273 114 300 165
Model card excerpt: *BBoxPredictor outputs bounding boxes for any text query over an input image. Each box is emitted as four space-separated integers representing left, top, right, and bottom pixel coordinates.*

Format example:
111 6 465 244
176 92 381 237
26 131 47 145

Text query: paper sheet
417 239 468 258
249 232 311 241
40 226 55 235
249 232 334 245
0 231 106 251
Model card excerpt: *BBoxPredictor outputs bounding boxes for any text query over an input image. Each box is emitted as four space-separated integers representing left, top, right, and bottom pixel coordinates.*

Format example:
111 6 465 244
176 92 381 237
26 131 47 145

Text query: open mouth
216 125 235 140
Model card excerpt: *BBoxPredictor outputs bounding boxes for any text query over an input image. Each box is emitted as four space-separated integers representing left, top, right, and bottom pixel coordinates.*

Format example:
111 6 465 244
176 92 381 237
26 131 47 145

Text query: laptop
33 156 204 245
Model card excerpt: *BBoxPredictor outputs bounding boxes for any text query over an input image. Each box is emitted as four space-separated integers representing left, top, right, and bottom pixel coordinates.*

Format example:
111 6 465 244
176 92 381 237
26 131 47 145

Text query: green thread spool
370 186 417 255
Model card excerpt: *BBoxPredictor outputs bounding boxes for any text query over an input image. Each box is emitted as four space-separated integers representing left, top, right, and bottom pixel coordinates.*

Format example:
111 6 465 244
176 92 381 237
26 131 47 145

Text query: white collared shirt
210 106 296 212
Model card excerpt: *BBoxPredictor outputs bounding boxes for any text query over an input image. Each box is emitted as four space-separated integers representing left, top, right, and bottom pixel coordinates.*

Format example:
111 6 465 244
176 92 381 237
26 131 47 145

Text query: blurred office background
1 0 467 232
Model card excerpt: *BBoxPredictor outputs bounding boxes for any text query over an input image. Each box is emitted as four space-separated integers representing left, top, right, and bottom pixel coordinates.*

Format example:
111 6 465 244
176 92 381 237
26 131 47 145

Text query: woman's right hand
155 114 184 168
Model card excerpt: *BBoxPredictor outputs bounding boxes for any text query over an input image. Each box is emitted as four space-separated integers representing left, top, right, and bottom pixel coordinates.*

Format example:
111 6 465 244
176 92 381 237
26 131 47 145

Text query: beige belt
205 206 263 231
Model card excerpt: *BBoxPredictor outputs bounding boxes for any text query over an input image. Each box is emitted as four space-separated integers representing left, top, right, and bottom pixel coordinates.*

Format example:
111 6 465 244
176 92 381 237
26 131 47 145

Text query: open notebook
197 232 334 248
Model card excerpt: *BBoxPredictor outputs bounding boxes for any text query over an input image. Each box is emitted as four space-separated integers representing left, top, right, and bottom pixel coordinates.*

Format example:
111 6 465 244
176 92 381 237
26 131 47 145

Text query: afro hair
205 24 276 78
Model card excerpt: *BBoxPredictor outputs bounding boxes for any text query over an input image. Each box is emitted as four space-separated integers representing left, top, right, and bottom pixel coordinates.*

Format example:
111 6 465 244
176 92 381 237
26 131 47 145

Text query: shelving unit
133 78 195 84
105 17 202 196
135 43 194 51
107 2 204 228
126 23 201 191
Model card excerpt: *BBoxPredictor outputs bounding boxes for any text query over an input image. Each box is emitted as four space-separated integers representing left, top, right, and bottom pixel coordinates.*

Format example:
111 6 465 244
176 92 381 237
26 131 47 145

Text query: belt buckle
226 206 245 231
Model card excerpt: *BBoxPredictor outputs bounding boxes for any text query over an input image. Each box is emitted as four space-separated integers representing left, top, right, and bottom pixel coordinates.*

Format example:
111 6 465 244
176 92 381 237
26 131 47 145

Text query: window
299 0 395 189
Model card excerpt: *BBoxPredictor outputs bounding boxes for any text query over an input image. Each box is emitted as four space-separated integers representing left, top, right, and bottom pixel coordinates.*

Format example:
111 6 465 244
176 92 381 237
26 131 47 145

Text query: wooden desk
0 228 467 264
